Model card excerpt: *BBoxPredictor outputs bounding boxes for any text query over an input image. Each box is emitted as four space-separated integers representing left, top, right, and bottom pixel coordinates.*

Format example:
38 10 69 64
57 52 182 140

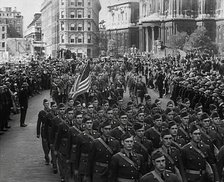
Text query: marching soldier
168 121 185 150
36 99 51 165
74 116 100 182
133 122 154 172
46 101 58 174
105 108 119 129
110 111 131 143
181 124 219 182
87 120 120 182
145 114 163 149
177 111 191 145
54 108 74 182
67 111 84 179
158 129 184 182
109 132 145 182
140 150 180 182
134 76 147 104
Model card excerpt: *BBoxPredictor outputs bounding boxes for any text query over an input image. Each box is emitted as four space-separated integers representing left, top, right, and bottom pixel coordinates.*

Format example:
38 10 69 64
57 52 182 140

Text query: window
87 10 91 18
61 22 64 30
2 34 5 39
78 10 83 18
77 34 83 43
87 22 91 31
70 0 75 5
88 0 91 6
2 26 5 31
78 23 83 31
70 35 75 43
71 23 76 30
88 34 91 43
70 12 75 18
61 0 65 5
2 42 5 48
61 11 65 18
61 35 64 43
78 0 83 6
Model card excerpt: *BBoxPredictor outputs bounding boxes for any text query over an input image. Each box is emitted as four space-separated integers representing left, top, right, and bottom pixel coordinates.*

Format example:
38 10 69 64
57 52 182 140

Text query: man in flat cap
87 119 120 182
140 150 180 182
109 132 145 182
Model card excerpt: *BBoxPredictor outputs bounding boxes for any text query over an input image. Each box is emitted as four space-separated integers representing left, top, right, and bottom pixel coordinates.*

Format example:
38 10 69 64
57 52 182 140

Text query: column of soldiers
37 94 224 182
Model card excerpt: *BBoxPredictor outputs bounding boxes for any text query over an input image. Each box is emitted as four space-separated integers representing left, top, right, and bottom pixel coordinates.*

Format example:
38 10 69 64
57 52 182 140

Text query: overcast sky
0 0 108 30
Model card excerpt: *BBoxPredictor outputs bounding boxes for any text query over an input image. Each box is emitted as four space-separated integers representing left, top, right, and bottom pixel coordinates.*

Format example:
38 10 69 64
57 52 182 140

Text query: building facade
41 0 59 58
0 20 7 52
24 13 44 57
216 0 224 55
0 7 23 38
138 0 224 54
106 0 139 56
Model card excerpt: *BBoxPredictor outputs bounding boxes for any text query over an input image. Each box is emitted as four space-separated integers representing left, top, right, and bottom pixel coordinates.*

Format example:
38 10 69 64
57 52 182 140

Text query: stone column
176 0 180 16
145 27 149 52
139 26 143 52
151 26 155 52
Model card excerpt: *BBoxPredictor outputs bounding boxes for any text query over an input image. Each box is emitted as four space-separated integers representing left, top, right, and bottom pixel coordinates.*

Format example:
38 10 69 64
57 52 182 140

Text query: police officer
109 132 145 182
181 124 219 182
36 99 51 165
87 119 120 182
74 116 100 182
140 150 180 182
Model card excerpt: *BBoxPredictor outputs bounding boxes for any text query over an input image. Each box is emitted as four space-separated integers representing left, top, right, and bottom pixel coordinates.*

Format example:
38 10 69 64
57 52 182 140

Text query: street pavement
0 89 170 182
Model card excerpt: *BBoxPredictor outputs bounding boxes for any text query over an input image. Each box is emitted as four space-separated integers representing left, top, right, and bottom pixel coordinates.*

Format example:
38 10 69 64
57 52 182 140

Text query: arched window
70 34 76 43
87 22 91 31
78 23 83 31
70 0 75 5
61 21 64 30
78 10 83 18
88 34 91 43
87 10 91 18
70 11 75 18
87 0 91 6
78 0 83 6
61 35 64 43
71 23 76 30
77 34 83 43
61 11 65 18
61 0 65 5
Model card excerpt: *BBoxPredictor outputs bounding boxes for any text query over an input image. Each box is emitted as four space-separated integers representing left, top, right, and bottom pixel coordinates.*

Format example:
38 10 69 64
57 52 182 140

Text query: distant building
0 20 7 52
0 7 23 38
24 13 44 57
58 0 101 58
41 0 59 58
106 0 139 56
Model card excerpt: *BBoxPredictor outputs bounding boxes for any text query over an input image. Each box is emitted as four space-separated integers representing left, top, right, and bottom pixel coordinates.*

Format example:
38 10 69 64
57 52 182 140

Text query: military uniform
75 130 100 181
54 119 71 181
217 145 224 180
109 149 144 182
110 126 129 142
140 170 180 182
133 137 154 172
87 136 120 182
36 109 50 163
181 142 216 182
145 127 161 149
171 136 185 150
177 124 190 145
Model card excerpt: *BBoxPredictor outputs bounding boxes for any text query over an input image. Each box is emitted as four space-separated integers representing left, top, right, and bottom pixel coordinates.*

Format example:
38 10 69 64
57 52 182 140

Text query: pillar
145 27 149 52
151 26 155 52
180 0 183 16
139 26 143 52
176 0 180 16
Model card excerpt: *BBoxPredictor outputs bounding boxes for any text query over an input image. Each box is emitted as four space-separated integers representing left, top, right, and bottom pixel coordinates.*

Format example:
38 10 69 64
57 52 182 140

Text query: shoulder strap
117 152 137 170
190 144 205 158
152 127 160 136
151 171 164 182
72 125 82 134
98 138 113 154
179 127 189 138
135 141 148 154
84 132 95 140
160 148 175 165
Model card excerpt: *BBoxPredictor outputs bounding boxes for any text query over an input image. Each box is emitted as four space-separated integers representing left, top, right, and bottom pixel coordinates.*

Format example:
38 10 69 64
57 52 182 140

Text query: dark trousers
50 145 57 169
20 108 27 125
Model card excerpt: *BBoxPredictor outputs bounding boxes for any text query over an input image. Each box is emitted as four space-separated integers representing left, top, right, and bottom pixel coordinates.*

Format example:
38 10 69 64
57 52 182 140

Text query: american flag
70 61 91 100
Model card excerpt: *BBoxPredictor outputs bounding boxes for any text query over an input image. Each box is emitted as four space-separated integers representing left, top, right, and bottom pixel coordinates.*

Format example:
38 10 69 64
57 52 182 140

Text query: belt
186 169 206 175
95 162 108 167
117 178 136 182
81 153 88 157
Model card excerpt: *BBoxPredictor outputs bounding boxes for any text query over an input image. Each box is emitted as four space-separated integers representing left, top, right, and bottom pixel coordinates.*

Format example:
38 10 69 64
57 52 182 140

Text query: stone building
0 7 23 38
106 0 139 56
58 0 101 58
0 20 7 52
41 0 60 58
24 13 44 57
138 0 224 54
